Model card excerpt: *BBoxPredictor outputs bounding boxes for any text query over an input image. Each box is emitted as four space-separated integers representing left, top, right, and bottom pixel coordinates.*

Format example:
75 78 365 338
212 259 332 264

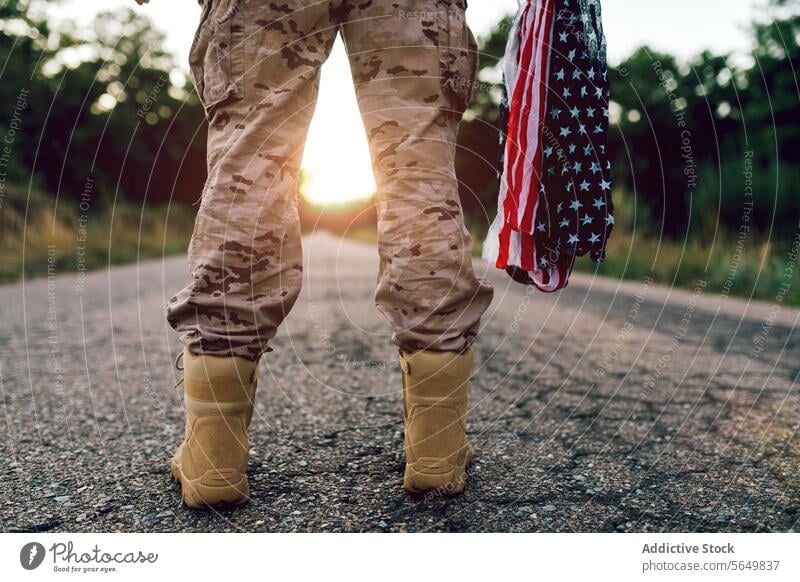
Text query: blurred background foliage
1 0 798 304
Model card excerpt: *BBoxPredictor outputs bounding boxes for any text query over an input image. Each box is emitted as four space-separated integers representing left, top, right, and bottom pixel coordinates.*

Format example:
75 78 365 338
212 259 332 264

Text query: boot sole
403 448 473 496
170 459 250 510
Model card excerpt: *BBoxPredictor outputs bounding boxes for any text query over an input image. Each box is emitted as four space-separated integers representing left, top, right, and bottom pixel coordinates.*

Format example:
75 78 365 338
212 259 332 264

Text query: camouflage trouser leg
167 0 493 360
341 0 494 353
166 0 339 360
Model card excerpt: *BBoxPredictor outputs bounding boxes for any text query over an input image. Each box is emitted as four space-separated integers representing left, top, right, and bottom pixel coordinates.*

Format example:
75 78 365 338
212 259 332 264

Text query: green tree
0 3 207 212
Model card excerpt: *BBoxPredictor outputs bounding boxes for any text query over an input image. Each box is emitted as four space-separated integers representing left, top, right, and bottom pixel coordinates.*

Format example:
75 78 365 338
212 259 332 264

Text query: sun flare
300 39 376 206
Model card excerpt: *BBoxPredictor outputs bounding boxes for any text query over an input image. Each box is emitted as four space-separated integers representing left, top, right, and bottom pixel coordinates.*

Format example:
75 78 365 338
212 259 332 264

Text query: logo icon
20 542 46 570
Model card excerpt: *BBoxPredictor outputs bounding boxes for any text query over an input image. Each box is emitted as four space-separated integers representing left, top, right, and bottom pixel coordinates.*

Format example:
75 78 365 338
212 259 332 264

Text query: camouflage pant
167 0 494 360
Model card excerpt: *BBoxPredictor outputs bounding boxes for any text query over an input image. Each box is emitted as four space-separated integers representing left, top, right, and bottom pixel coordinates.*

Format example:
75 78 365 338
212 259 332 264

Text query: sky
48 0 760 204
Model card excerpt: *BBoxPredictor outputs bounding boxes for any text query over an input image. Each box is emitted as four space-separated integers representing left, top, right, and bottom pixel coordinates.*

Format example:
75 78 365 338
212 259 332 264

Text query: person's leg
167 0 338 361
341 0 493 494
341 1 493 353
167 0 337 508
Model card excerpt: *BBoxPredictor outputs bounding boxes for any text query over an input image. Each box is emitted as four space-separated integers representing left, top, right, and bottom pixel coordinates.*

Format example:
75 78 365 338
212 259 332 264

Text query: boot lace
173 350 185 390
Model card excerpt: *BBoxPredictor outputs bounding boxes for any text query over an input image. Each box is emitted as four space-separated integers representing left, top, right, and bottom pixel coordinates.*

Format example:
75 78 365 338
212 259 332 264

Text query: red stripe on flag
520 0 554 234
502 3 537 230
497 220 511 268
520 230 535 271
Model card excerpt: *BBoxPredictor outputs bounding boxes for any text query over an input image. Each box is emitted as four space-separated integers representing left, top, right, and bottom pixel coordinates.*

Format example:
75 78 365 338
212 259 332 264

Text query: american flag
483 0 613 291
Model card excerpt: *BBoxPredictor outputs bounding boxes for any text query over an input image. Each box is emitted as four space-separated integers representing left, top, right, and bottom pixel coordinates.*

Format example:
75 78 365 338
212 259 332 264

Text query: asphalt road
1 232 799 532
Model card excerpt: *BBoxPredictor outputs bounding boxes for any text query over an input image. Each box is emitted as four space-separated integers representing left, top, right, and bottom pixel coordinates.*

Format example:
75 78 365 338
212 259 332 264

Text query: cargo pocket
188 0 246 119
438 0 478 115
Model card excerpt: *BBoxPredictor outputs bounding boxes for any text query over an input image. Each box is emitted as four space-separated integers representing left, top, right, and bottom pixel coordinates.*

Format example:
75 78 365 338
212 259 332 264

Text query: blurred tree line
0 0 206 213
1 0 798 296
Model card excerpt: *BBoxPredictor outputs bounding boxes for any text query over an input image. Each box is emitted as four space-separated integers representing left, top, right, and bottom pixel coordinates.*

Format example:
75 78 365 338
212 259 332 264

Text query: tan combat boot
170 348 258 509
400 348 474 495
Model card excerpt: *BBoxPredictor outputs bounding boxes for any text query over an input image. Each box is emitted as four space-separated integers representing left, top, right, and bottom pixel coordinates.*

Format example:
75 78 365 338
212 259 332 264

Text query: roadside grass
571 188 799 305
1 194 195 283
4 188 797 307
575 225 799 305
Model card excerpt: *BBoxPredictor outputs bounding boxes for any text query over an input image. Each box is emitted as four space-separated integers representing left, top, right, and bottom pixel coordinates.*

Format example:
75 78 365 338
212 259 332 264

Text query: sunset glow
299 39 376 206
